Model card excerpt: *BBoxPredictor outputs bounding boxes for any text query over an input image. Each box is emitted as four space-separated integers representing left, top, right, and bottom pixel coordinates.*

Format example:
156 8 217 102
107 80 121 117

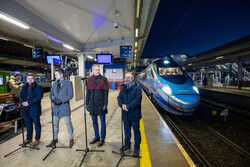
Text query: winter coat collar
25 82 37 88
126 80 136 89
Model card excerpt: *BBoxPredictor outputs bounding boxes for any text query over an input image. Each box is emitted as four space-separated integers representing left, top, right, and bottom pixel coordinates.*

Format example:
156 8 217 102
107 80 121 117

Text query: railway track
144 89 250 167
162 112 250 167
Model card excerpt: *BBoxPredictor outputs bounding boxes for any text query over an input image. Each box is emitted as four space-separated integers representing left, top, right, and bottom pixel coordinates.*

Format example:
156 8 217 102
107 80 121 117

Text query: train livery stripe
143 91 196 167
140 119 152 167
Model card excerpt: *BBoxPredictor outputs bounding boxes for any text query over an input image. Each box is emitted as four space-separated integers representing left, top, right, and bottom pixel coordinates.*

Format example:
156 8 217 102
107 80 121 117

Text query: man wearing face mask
47 69 74 148
86 64 109 147
19 73 43 146
117 72 142 156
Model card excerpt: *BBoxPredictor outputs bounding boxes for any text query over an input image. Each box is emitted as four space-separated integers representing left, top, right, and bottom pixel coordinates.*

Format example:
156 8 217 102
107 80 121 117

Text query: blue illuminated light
92 16 107 27
46 34 62 44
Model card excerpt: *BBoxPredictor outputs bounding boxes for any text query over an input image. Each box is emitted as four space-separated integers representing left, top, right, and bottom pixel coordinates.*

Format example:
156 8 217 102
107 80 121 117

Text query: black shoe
133 149 140 157
89 138 100 144
97 139 105 147
120 145 130 151
46 139 58 147
69 139 74 148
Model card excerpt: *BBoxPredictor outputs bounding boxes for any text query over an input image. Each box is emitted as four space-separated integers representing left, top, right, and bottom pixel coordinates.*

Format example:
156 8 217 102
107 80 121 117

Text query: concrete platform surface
0 90 194 167
141 92 194 167
0 90 140 167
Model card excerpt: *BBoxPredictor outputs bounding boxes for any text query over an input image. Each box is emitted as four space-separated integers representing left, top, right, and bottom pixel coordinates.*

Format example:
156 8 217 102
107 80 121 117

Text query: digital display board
96 54 113 64
46 55 61 64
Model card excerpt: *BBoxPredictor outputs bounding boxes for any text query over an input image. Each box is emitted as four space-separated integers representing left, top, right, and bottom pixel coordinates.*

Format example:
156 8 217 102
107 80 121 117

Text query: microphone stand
112 109 141 167
43 80 70 161
4 107 39 157
76 77 104 167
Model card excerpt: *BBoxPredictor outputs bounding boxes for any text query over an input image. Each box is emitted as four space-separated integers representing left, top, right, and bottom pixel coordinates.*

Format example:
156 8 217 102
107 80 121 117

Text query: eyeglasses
125 77 133 79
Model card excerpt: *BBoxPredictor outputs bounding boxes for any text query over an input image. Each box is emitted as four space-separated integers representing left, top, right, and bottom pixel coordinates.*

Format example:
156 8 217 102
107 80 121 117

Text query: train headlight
163 85 172 95
193 86 199 94
164 60 170 64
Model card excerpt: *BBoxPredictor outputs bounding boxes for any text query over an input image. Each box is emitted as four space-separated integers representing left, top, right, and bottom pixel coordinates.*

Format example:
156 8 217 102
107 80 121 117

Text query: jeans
53 116 74 140
24 116 41 140
123 118 141 150
91 115 106 140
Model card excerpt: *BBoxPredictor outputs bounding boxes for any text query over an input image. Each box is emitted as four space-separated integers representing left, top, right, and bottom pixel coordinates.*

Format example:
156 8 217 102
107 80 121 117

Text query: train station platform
199 86 250 97
0 90 193 167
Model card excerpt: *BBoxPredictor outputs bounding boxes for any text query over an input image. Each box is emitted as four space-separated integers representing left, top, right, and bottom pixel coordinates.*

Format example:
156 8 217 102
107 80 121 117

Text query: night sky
142 0 250 58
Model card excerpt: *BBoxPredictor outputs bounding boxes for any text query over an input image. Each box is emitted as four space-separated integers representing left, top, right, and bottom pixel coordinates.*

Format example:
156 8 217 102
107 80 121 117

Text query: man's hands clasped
22 101 29 107
52 98 62 105
122 104 128 112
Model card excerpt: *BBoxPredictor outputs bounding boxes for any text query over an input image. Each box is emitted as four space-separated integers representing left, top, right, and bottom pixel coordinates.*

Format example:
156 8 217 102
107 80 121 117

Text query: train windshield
157 66 187 84
158 67 183 76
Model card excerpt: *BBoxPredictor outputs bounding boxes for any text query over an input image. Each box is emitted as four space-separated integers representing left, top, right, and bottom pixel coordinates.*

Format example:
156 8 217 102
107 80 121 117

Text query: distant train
137 58 200 115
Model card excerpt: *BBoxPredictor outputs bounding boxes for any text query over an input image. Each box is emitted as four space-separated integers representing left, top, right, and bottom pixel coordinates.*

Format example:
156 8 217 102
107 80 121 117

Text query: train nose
169 94 200 112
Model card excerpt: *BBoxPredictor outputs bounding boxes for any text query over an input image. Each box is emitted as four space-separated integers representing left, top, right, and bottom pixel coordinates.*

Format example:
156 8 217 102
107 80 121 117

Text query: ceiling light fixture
135 42 138 47
24 44 33 48
46 34 62 44
136 0 140 18
0 12 29 29
0 36 8 41
87 55 94 59
135 28 139 37
216 56 224 59
135 49 137 53
63 44 75 50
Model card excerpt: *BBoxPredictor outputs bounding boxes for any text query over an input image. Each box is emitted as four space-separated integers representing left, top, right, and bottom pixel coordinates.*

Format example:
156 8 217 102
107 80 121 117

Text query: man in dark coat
47 69 74 148
86 64 109 147
19 73 43 146
117 72 142 156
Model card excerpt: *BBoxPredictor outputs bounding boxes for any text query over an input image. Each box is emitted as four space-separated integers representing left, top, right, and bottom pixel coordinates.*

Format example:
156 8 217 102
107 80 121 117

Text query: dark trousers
24 116 41 140
123 118 141 150
91 115 106 140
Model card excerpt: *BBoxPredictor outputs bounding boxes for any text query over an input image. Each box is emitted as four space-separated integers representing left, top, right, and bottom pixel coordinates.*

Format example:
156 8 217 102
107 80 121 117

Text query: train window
158 67 183 76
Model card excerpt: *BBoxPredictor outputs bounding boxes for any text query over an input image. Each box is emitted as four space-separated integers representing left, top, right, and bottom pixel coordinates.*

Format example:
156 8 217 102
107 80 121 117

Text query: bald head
125 72 134 78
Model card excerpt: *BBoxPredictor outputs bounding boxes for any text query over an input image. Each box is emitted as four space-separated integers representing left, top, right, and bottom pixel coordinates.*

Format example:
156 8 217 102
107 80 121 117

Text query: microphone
48 79 56 83
120 83 126 86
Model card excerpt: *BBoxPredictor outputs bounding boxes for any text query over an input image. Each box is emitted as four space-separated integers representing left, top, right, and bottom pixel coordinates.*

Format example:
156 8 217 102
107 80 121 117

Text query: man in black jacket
117 72 142 156
86 64 109 147
19 73 43 147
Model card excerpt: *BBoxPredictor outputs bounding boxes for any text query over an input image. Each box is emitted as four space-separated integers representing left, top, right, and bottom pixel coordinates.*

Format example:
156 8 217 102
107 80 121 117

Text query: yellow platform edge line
143 91 196 167
140 118 152 167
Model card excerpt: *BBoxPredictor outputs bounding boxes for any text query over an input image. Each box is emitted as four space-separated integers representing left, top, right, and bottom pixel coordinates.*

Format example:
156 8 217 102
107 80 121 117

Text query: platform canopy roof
0 0 159 67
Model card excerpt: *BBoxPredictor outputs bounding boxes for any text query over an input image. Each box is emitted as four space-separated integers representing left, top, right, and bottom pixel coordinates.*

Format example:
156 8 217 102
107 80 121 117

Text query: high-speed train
136 58 200 115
